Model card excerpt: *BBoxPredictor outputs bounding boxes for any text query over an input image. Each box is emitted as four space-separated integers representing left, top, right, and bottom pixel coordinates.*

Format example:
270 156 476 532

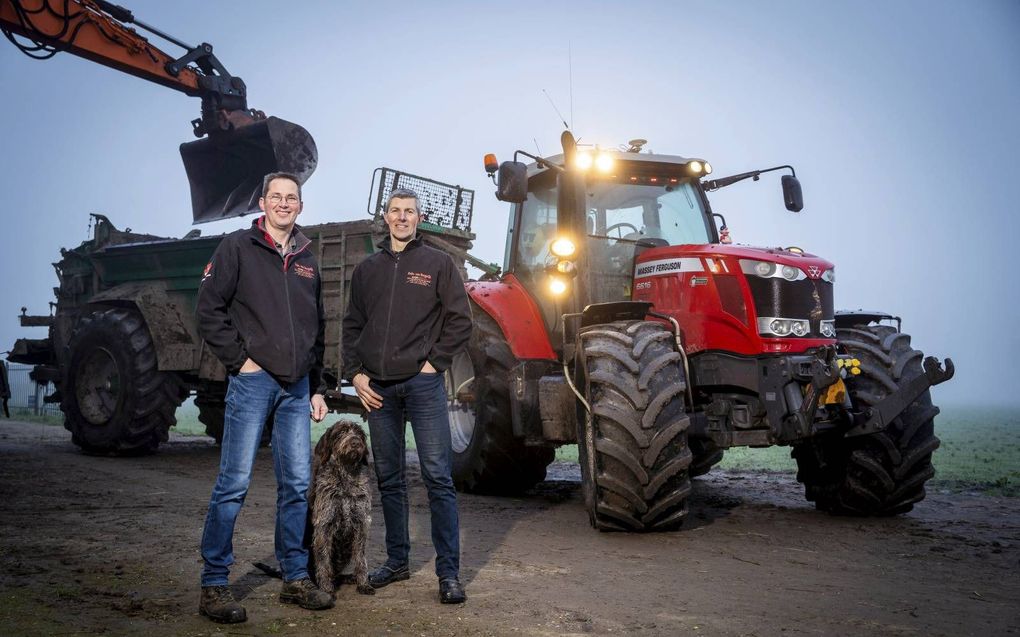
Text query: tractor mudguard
87 283 199 371
466 274 556 360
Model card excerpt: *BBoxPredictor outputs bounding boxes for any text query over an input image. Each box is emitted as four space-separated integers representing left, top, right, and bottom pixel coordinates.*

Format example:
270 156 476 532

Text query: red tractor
447 132 954 531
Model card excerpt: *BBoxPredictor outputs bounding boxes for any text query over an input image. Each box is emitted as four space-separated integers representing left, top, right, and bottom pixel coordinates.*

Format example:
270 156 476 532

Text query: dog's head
315 420 369 470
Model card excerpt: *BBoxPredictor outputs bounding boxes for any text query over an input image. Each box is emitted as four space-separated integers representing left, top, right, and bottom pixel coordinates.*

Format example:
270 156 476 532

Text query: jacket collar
376 234 423 257
251 215 310 254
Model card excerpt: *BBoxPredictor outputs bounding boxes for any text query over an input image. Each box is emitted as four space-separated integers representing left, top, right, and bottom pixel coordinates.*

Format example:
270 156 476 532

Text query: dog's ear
313 425 335 467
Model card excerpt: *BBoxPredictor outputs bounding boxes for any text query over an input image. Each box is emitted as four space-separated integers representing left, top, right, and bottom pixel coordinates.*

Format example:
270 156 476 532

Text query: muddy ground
0 419 1017 637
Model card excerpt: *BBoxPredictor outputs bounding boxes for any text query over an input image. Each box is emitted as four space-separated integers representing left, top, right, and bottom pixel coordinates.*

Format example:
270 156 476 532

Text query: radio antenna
541 89 569 130
568 41 574 132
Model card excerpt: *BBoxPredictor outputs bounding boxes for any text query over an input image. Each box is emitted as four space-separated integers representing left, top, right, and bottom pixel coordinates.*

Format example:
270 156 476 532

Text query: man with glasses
343 187 472 604
196 172 332 623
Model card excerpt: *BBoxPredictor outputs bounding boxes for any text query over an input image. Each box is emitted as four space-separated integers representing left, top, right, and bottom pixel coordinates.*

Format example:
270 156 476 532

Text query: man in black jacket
343 188 472 604
195 172 332 623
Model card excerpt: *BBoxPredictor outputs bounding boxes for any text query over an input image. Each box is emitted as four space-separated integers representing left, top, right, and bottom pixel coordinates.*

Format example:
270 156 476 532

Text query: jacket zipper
281 243 309 378
380 251 400 378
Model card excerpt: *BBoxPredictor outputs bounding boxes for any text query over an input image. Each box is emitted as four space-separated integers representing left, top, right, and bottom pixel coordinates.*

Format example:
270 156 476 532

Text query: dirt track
0 419 1017 636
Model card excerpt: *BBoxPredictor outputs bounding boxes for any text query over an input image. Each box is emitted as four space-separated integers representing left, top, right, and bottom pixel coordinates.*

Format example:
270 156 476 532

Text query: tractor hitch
845 356 955 437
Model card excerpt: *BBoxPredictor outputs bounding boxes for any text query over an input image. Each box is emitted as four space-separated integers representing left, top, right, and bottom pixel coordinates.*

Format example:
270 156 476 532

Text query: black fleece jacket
196 217 325 393
342 236 472 381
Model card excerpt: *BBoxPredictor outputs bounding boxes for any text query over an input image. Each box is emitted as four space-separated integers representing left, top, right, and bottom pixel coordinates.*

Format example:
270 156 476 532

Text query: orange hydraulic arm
0 0 256 137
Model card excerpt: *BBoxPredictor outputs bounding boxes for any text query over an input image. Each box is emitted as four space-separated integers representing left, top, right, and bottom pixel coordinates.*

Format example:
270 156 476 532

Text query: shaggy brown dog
308 420 374 596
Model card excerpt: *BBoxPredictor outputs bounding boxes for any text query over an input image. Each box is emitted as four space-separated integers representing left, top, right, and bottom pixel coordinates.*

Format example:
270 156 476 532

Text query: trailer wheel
578 320 692 531
195 385 273 447
448 303 554 494
62 308 185 455
792 324 941 515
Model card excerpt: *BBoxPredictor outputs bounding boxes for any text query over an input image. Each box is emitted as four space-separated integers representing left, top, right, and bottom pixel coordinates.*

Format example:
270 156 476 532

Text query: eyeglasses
266 194 300 205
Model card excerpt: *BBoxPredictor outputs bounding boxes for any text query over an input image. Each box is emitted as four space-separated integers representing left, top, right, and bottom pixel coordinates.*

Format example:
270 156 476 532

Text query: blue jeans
200 370 312 587
367 371 460 579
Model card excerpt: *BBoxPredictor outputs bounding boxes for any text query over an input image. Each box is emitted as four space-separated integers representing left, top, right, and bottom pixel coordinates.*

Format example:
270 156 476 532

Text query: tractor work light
575 152 594 171
820 320 836 338
556 260 577 276
688 161 703 174
549 277 569 295
740 259 807 282
595 153 614 172
758 316 811 338
550 237 576 258
703 161 713 174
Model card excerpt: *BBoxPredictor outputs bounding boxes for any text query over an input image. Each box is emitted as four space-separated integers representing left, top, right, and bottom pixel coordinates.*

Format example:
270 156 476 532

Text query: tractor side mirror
782 175 803 212
496 161 528 203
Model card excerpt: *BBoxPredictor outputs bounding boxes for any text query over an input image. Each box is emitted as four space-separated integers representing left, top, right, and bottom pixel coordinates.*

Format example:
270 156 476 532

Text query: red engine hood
635 244 834 277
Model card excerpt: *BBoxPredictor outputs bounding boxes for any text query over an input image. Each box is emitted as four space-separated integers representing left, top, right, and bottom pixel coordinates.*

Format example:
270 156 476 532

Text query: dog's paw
357 584 376 596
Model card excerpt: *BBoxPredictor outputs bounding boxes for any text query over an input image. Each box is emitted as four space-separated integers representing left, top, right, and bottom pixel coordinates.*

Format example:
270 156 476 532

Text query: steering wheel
605 222 639 238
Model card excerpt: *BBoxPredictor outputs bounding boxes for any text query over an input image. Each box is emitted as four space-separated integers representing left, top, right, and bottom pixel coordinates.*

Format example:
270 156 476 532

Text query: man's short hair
262 172 302 200
385 188 419 214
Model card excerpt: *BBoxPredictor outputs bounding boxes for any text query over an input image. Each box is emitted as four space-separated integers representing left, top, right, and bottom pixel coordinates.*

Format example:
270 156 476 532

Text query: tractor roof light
575 152 594 171
550 237 576 258
595 153 614 172
556 260 577 276
688 160 704 175
549 277 569 295
703 161 713 174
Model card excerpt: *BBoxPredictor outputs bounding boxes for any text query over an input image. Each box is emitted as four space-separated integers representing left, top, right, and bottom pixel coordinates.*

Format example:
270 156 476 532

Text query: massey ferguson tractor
447 131 954 531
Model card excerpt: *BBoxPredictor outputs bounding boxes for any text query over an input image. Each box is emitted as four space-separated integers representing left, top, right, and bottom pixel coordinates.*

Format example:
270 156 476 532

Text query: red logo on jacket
406 271 433 287
293 263 316 279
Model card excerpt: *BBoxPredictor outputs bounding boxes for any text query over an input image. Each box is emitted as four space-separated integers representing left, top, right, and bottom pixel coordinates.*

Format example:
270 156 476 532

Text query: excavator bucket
180 116 317 224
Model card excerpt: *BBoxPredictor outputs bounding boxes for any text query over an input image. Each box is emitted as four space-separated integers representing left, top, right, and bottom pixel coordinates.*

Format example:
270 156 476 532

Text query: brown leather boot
279 578 334 610
199 586 247 623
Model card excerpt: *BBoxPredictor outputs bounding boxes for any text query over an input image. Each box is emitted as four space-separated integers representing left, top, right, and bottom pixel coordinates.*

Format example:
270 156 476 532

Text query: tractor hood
634 243 834 280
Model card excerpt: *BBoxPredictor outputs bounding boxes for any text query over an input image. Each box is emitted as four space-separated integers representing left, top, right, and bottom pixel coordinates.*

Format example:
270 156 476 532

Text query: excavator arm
1 0 317 222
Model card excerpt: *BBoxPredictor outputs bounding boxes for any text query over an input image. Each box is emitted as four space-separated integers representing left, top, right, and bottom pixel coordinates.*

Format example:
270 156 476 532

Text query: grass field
15 403 1019 496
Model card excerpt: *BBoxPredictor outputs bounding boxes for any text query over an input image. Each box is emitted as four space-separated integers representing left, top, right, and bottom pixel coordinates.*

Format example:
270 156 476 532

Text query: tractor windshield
512 171 712 326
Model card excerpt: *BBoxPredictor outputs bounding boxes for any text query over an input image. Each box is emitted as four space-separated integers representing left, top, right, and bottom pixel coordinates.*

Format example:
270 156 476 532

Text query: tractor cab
500 146 717 342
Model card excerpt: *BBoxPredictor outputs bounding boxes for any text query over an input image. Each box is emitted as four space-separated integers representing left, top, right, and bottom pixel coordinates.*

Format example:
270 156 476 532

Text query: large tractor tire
61 308 186 455
792 324 941 515
578 320 692 531
195 385 273 447
448 303 554 494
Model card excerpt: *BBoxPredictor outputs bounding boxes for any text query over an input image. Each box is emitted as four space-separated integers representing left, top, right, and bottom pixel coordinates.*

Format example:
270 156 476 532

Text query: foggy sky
2 0 1018 407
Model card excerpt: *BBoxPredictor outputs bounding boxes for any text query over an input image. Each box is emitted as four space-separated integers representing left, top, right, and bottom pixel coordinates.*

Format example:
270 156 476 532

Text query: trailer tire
62 308 185 455
195 385 273 447
792 324 941 515
449 303 554 494
578 320 691 531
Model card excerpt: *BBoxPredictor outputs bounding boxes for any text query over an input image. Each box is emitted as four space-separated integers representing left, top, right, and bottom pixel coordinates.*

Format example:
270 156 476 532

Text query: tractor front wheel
578 320 692 531
792 324 941 515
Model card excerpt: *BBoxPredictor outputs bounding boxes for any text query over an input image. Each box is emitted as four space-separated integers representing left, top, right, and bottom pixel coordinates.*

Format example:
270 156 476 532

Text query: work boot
199 585 247 624
279 578 334 610
439 577 467 604
368 564 410 589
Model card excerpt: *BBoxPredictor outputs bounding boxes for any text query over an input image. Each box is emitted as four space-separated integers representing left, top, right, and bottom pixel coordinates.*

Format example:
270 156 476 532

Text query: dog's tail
253 562 283 579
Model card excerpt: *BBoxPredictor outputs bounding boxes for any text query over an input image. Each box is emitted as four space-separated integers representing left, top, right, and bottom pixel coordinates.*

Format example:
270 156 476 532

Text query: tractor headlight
550 237 576 258
820 320 836 338
758 317 811 338
741 259 806 281
821 269 835 283
549 277 569 295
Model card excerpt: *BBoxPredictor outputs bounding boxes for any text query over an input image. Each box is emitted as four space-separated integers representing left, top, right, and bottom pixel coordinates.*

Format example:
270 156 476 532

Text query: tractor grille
746 277 833 336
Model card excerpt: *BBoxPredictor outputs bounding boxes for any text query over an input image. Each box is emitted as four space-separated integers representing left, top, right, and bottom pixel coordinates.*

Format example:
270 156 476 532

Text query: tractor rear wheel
792 324 941 515
448 303 554 494
578 320 692 531
62 308 185 455
195 384 273 447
